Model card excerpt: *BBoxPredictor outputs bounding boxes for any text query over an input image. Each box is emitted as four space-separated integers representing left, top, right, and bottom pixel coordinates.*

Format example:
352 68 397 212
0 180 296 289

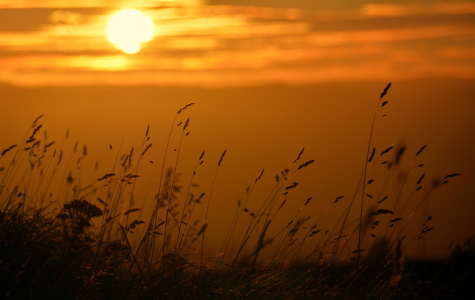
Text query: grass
0 84 473 299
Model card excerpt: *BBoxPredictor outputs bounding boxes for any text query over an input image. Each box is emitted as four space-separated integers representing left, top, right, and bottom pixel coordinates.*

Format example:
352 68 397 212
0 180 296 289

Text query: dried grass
0 85 467 299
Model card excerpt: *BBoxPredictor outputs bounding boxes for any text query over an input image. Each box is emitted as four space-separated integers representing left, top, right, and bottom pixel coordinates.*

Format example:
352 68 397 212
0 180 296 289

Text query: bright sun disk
107 9 154 54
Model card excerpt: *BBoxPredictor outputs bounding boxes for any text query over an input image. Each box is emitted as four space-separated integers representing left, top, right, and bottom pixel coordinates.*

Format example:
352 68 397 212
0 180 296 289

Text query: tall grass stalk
0 86 468 299
201 149 226 266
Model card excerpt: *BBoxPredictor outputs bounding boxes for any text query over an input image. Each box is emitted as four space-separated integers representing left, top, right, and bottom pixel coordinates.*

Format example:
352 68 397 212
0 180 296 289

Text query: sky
0 0 474 262
1 0 475 87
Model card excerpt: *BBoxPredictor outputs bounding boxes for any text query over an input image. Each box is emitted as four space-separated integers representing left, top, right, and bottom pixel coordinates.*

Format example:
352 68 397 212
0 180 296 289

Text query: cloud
3 54 475 88
439 46 475 59
1 1 475 87
0 0 205 9
362 2 475 17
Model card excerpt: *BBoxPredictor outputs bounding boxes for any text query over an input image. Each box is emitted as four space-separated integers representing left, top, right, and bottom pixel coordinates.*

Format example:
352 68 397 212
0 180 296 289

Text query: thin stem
201 149 226 266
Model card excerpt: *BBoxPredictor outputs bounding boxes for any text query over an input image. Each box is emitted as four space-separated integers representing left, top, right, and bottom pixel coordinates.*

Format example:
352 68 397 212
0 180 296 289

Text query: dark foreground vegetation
0 208 474 300
1 84 473 299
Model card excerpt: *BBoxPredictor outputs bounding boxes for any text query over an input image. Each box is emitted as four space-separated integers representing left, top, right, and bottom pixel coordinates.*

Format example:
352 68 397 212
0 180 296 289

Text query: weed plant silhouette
0 85 469 299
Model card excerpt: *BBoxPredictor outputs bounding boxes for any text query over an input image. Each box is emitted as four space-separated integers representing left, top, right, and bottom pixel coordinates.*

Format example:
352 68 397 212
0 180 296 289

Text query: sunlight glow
2 3 475 86
107 9 154 54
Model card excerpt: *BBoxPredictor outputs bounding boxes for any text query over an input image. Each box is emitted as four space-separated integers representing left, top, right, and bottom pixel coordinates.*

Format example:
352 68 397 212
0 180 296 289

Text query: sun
107 9 154 54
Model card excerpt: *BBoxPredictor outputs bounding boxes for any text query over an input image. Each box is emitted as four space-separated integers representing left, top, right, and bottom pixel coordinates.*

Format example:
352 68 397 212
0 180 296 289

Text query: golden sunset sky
1 0 475 86
1 0 474 261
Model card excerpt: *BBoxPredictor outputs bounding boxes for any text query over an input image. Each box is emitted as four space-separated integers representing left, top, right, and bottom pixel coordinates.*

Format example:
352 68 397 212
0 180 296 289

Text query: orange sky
1 1 474 262
1 1 475 86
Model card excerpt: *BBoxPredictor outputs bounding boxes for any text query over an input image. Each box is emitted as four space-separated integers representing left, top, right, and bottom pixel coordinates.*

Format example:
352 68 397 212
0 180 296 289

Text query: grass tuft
0 85 471 299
